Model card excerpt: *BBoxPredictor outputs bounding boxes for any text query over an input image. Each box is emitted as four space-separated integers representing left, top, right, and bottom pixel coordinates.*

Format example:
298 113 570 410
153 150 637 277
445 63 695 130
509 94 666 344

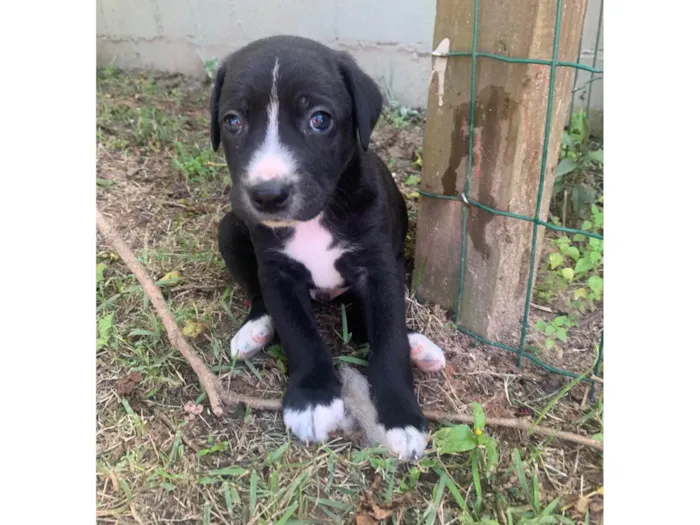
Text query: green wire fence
416 0 604 391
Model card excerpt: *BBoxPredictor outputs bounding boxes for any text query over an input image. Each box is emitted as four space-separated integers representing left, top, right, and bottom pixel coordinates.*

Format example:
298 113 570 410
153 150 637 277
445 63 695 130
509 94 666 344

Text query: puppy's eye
309 111 333 133
224 114 243 135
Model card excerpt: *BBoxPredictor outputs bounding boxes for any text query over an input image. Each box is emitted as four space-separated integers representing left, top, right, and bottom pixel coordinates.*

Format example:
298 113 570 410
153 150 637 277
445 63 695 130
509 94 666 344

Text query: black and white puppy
211 35 445 459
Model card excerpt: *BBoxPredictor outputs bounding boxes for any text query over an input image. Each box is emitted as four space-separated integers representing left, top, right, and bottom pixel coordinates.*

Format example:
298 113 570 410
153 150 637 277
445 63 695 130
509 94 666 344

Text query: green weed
554 111 603 226
172 141 222 182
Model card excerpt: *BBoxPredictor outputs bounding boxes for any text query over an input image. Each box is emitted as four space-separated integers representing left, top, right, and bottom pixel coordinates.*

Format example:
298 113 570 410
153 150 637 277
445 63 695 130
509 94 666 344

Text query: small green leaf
405 175 421 186
572 185 596 220
593 209 604 229
560 132 575 150
573 233 587 242
574 288 588 300
556 328 568 342
586 149 604 164
96 263 107 285
274 359 287 374
433 425 477 454
96 313 114 350
266 345 286 361
96 177 116 187
535 320 547 331
483 436 499 475
567 246 581 261
570 111 590 144
472 402 486 429
556 158 578 178
588 276 603 295
581 220 593 231
575 258 593 275
265 443 290 465
555 236 569 246
545 338 555 350
561 267 574 281
128 328 158 338
545 325 556 336
590 250 603 265
549 252 564 269
553 316 568 327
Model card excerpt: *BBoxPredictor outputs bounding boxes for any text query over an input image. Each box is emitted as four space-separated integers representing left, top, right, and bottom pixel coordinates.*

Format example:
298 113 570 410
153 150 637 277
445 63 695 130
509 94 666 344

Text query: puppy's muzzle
247 180 293 213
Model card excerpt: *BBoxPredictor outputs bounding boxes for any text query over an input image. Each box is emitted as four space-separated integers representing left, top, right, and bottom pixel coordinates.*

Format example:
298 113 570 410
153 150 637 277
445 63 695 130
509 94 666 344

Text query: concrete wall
97 0 603 123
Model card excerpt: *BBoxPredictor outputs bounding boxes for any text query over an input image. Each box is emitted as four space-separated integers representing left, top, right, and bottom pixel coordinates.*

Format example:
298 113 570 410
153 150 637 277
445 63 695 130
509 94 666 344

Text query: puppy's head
210 36 383 226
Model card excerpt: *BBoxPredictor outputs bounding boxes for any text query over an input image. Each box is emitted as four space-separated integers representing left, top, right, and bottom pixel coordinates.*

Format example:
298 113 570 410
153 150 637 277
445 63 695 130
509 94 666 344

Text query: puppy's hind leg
407 329 446 373
219 211 274 359
339 291 445 372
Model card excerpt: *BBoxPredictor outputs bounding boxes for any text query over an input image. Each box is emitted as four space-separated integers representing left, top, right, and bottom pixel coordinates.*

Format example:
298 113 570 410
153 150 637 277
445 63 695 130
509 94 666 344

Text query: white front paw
283 399 345 443
230 315 274 359
385 426 427 460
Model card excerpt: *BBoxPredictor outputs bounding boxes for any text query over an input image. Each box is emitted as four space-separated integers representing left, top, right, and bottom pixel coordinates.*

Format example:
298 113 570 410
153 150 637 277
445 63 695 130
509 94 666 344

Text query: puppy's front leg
259 266 344 444
351 257 427 460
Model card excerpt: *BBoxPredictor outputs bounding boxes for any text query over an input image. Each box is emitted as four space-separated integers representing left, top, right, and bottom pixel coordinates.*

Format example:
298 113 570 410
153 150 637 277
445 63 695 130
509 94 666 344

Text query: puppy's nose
247 180 293 212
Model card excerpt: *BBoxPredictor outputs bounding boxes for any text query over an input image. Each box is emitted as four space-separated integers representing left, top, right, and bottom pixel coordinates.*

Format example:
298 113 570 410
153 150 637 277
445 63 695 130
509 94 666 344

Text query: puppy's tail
339 365 389 447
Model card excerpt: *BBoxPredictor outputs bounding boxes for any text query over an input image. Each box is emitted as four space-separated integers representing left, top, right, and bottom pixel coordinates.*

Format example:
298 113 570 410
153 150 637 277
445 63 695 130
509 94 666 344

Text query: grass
96 67 603 524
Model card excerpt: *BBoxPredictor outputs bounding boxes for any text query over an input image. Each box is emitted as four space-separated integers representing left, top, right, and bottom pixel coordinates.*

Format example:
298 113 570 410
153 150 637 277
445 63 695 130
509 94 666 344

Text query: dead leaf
162 270 181 281
115 371 143 396
182 319 203 338
362 482 394 521
355 513 377 525
109 471 119 492
183 400 204 420
574 496 589 514
369 501 393 521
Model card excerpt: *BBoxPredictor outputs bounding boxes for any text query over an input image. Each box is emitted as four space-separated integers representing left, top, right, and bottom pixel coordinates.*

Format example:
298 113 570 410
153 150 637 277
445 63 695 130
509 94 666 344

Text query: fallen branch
423 410 603 451
96 207 603 451
97 208 226 416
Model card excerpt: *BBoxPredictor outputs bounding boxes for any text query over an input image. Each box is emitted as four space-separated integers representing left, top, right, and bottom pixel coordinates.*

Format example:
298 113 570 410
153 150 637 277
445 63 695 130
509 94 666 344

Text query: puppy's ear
210 64 226 152
337 52 383 151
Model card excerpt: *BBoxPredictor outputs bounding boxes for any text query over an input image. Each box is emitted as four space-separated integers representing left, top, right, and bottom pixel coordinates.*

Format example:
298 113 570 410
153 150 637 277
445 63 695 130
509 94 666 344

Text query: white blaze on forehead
247 58 298 184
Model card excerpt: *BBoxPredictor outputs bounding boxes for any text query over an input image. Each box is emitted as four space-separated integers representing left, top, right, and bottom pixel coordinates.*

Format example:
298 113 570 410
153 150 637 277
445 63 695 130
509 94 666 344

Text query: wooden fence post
413 0 588 340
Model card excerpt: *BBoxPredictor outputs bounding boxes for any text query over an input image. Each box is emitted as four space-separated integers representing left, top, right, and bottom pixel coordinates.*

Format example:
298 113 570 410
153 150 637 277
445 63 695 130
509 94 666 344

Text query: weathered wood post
413 0 588 340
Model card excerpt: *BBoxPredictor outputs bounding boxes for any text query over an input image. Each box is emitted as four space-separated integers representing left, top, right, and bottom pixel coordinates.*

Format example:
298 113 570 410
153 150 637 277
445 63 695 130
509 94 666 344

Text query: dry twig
97 208 226 416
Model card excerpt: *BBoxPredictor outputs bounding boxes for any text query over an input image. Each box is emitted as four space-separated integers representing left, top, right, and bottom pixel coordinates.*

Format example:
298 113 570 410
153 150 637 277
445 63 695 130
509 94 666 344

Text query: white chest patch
282 216 346 291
